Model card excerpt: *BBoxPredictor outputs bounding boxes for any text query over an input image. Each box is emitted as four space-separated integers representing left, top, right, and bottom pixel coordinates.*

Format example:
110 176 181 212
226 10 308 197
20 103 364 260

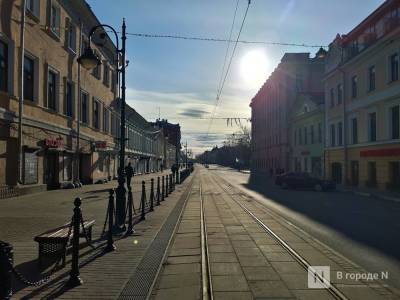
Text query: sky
87 0 384 155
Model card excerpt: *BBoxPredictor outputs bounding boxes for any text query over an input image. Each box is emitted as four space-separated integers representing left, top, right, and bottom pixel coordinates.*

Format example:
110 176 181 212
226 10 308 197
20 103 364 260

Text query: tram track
207 171 350 300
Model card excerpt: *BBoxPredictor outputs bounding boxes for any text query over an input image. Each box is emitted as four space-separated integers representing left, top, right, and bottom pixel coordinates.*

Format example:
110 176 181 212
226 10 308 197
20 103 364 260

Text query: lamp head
77 47 101 70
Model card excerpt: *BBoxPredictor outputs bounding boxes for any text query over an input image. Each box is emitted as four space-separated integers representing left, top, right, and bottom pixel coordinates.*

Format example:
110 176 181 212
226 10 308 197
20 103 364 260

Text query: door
45 152 59 189
351 161 359 186
331 163 342 184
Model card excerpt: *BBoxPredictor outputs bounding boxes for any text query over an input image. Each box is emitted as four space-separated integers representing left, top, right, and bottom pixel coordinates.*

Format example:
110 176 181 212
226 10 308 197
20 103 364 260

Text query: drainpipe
75 20 82 184
17 0 26 185
339 47 348 186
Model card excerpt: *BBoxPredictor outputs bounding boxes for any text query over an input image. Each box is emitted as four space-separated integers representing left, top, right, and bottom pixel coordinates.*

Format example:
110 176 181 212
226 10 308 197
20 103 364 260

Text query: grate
118 177 194 300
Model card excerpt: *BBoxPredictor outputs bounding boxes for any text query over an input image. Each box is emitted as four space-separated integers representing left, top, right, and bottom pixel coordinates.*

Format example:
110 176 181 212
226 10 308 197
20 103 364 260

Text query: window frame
389 104 400 140
0 39 8 93
351 75 358 99
49 1 61 38
46 66 59 111
80 89 89 124
26 0 40 20
92 98 101 129
66 19 77 53
64 79 75 118
368 111 377 142
368 65 376 92
389 52 399 83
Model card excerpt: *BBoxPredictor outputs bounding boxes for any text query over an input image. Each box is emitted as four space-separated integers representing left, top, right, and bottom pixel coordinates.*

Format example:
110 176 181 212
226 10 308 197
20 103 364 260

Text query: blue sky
87 0 384 154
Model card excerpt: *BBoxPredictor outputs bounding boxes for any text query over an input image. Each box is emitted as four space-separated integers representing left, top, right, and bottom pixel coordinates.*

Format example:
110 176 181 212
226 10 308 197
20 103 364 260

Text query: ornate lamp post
77 19 127 228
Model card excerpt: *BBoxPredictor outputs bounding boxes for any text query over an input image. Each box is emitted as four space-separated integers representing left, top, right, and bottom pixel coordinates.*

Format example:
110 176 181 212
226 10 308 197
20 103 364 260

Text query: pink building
250 51 326 175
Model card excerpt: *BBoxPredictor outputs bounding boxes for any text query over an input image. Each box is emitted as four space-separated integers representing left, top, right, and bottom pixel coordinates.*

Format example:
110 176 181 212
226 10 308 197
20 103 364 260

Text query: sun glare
240 49 269 89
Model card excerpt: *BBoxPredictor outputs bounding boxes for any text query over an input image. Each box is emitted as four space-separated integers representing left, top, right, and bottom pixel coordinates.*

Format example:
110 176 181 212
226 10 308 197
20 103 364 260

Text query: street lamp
77 19 127 229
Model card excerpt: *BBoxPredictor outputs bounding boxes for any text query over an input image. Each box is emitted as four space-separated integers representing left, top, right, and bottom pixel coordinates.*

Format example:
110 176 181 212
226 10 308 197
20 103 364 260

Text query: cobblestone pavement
151 167 400 300
0 169 193 299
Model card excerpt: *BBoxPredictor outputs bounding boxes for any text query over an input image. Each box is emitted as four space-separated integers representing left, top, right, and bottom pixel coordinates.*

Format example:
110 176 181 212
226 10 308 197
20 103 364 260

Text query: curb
338 188 400 203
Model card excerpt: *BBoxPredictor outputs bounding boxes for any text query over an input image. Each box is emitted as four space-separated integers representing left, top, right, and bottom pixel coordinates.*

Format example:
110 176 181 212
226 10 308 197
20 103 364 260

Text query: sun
240 49 269 89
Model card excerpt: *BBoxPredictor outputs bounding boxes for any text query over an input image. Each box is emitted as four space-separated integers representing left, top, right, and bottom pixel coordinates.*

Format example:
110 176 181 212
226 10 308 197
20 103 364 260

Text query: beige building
324 0 400 191
0 0 170 195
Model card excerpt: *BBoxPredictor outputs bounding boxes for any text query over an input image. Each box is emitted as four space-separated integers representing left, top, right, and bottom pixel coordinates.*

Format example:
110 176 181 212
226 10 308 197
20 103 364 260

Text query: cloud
178 108 208 118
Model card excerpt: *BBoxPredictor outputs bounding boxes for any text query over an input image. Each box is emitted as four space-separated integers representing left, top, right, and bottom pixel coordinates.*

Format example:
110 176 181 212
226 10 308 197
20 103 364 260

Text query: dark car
275 172 335 191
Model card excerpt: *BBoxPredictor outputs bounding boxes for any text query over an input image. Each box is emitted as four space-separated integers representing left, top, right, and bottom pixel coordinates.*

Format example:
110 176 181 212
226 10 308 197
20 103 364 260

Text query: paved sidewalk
150 178 201 300
337 185 400 203
1 170 194 299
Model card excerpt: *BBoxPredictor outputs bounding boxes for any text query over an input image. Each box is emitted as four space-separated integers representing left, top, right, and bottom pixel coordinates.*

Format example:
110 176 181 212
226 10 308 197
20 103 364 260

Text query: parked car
275 172 336 191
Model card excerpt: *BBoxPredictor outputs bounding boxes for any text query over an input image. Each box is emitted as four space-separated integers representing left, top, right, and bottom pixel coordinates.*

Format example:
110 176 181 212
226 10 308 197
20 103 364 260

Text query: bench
34 220 95 266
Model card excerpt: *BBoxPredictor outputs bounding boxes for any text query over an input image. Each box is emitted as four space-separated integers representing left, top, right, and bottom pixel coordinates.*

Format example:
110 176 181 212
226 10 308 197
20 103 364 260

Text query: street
207 165 400 291
1 165 400 299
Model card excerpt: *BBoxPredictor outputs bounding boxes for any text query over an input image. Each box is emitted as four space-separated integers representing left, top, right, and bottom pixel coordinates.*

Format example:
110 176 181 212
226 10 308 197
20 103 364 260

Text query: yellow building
0 0 121 193
324 0 400 191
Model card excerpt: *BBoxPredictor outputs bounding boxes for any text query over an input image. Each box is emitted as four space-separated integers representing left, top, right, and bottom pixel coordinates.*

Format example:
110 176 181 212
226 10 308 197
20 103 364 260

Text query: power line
125 32 325 48
208 0 240 137
207 0 251 138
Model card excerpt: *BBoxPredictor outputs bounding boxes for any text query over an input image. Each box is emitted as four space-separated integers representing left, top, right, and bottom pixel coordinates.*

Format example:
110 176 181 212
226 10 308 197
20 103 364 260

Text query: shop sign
360 148 400 157
45 137 64 148
95 141 107 150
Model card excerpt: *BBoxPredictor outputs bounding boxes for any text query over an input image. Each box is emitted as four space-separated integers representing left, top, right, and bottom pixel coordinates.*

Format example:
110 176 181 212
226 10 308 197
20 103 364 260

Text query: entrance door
45 152 59 189
351 161 359 186
331 163 342 184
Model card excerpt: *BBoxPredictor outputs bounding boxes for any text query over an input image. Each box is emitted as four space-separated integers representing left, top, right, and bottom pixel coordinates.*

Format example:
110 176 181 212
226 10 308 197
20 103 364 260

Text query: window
299 128 303 145
103 108 109 133
310 125 314 144
330 124 336 147
67 22 76 52
390 105 399 139
351 118 358 144
351 76 357 98
330 88 334 107
368 112 377 142
50 2 61 37
92 51 101 79
111 71 117 92
81 91 88 124
390 53 399 82
103 63 110 86
338 122 343 146
23 151 38 184
93 100 100 129
0 40 8 92
318 123 322 143
304 127 308 144
63 154 72 181
65 81 73 117
26 0 40 18
24 56 34 101
47 69 57 111
368 66 375 91
337 84 343 105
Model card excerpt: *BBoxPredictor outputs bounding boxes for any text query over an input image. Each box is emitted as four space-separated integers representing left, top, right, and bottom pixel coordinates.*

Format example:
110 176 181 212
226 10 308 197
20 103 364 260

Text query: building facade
324 0 400 191
289 93 325 178
0 0 170 194
250 50 326 175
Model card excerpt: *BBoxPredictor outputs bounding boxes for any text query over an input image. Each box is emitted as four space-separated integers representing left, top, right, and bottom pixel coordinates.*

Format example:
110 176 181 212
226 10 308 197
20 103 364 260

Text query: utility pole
17 0 26 184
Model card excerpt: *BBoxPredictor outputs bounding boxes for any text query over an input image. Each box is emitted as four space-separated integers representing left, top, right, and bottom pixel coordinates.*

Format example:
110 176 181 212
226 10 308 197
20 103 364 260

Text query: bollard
140 181 146 220
0 241 13 300
171 173 175 191
150 178 154 212
165 174 169 198
105 189 116 252
161 176 165 201
156 177 161 206
126 186 134 235
169 174 172 193
67 198 83 287
176 170 179 185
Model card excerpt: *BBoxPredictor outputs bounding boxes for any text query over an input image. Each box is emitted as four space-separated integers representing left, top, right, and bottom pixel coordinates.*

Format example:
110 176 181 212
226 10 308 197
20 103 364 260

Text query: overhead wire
206 0 252 139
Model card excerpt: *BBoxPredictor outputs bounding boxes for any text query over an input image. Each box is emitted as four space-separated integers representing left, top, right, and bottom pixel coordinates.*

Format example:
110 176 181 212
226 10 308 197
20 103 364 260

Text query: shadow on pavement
243 173 400 261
